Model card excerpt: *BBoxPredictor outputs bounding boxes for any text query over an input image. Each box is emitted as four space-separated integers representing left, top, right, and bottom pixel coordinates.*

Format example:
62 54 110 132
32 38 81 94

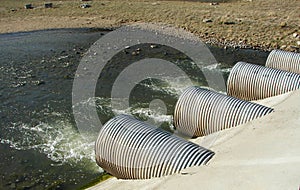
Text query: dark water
0 28 111 189
0 28 269 189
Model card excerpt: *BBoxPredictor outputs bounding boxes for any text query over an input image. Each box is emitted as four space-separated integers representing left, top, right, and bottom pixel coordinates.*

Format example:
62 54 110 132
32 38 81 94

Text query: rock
202 19 213 23
80 4 91 8
291 46 299 49
297 41 300 46
236 18 244 22
131 51 139 56
33 80 45 86
151 2 159 5
24 4 33 9
223 21 236 25
44 3 53 8
150 44 157 48
210 2 219 6
292 33 299 38
280 22 287 28
286 45 299 51
281 45 287 49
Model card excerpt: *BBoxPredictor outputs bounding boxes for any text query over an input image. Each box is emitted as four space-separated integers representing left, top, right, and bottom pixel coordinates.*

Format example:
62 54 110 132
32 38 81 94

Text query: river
0 28 268 189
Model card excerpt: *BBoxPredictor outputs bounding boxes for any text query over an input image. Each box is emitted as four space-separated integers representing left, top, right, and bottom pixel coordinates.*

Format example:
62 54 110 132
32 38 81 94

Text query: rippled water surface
0 28 269 189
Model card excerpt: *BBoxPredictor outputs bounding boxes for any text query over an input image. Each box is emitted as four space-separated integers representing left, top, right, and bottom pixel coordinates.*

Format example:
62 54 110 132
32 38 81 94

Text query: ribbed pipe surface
174 86 274 137
266 49 300 74
227 62 300 100
95 114 214 179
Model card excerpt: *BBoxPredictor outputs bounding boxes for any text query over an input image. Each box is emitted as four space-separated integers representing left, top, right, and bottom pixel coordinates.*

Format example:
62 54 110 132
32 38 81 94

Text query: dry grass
0 0 299 50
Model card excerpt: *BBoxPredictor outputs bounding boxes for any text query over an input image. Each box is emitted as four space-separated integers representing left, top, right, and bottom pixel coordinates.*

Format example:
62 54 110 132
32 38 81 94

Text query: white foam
0 66 229 170
112 106 173 126
0 120 101 172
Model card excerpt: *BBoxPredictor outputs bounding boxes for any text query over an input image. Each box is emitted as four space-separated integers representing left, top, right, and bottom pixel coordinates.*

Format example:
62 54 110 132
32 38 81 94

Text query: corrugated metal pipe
174 86 274 137
95 114 214 179
227 62 300 100
266 49 300 74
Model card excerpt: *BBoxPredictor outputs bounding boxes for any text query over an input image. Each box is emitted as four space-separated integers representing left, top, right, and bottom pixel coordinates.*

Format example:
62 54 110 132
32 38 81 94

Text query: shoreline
0 22 295 53
0 24 283 53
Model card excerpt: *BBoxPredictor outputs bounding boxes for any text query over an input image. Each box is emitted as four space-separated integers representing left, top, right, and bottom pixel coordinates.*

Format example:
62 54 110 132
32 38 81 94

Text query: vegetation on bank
1 0 299 51
79 172 112 189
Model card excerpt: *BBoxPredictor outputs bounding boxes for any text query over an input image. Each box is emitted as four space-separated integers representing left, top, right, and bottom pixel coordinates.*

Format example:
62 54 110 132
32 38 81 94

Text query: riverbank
88 90 300 190
1 0 299 51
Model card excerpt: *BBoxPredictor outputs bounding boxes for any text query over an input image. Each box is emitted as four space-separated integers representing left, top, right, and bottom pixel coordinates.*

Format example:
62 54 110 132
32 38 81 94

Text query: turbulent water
0 28 269 189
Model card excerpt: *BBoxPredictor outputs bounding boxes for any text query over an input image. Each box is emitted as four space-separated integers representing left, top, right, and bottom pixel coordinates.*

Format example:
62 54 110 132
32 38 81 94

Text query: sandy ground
0 16 117 34
88 90 300 190
1 0 299 51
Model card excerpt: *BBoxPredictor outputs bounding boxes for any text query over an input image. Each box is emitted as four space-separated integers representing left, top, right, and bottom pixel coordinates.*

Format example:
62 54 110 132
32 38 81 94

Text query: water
0 28 269 189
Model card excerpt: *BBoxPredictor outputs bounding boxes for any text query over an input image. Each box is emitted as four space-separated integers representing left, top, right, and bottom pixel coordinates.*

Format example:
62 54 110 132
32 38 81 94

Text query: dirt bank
1 0 299 51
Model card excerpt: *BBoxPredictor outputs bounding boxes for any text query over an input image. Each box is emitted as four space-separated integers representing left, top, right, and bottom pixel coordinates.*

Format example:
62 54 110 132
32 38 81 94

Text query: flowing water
0 28 269 189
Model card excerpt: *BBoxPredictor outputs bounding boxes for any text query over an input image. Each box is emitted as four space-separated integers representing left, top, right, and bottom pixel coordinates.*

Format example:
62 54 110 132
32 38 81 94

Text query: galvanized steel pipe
95 114 214 179
174 86 273 137
227 62 300 100
266 49 300 74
